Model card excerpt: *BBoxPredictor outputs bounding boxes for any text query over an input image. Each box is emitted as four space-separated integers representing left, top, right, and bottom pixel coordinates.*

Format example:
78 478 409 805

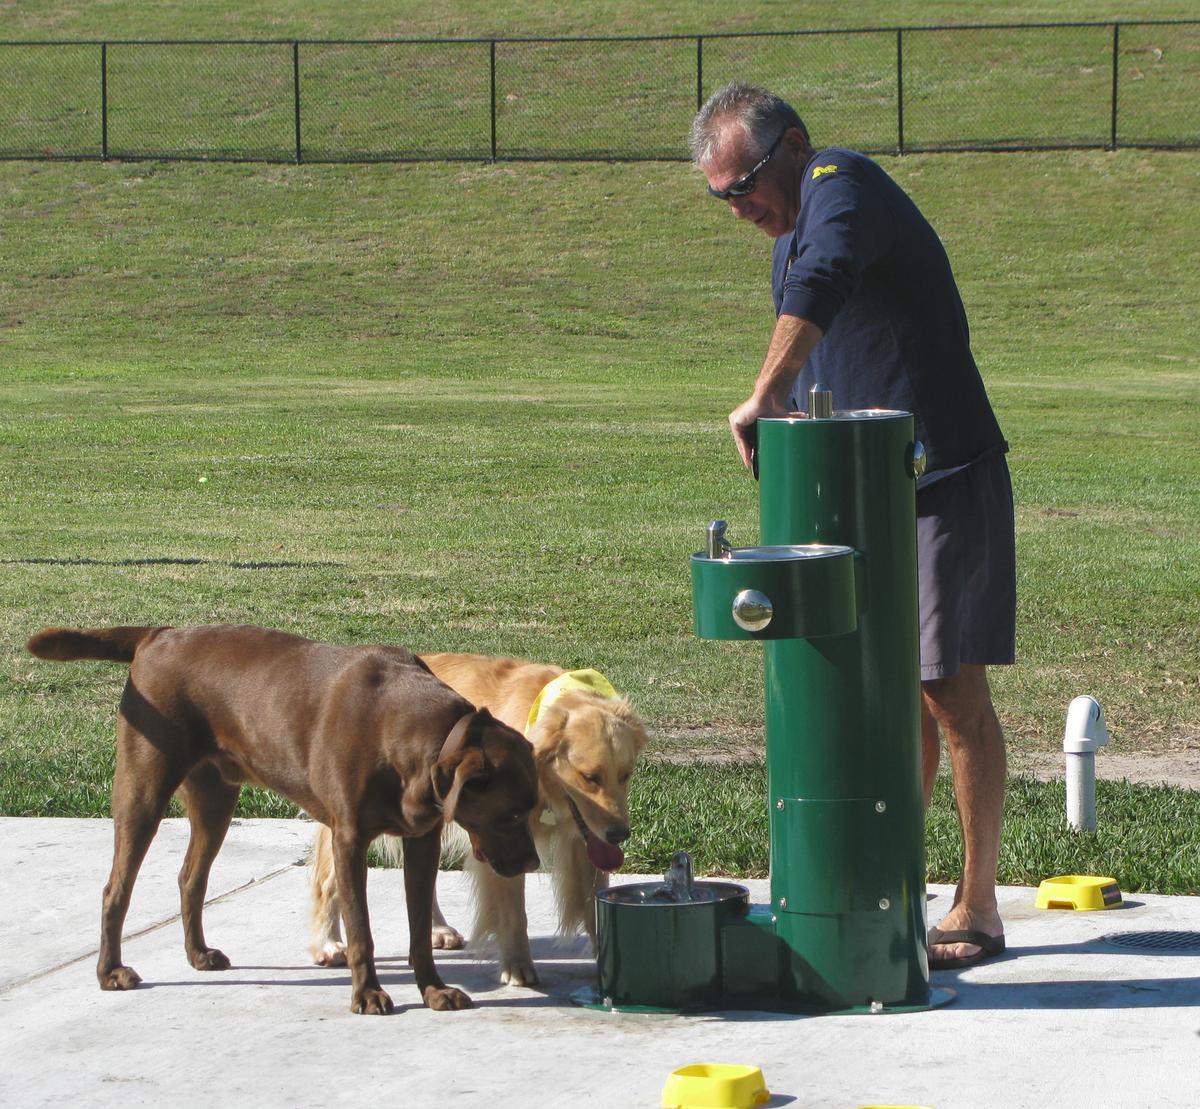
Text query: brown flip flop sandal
927 926 1006 970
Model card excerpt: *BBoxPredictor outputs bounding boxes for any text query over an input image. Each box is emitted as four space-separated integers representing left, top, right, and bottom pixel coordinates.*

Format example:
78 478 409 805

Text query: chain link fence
1 22 1196 163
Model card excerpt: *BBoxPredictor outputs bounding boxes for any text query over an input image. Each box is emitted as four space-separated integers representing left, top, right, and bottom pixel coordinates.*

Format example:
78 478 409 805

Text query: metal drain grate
1103 930 1200 951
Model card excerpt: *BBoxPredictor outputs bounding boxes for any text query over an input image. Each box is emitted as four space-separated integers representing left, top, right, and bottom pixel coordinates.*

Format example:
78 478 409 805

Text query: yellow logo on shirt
811 163 838 179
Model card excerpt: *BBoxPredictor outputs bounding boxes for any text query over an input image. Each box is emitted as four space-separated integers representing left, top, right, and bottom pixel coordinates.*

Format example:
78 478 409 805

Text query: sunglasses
707 131 786 200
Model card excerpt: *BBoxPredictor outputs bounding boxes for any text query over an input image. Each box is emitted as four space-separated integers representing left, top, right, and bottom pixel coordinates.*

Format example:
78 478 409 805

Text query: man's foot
927 927 1005 969
928 904 1004 969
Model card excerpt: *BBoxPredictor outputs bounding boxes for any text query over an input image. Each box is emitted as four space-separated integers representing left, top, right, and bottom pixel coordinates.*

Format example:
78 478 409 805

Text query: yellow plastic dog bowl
1035 874 1122 911
661 1063 769 1109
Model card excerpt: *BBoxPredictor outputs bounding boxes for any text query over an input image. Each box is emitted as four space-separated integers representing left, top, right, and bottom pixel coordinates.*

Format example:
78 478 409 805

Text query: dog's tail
26 626 165 664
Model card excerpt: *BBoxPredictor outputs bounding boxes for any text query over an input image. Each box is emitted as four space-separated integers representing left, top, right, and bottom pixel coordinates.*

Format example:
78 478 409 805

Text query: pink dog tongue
586 831 624 872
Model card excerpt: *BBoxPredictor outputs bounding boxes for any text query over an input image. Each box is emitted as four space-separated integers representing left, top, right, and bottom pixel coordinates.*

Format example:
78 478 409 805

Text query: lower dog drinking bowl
593 853 750 1012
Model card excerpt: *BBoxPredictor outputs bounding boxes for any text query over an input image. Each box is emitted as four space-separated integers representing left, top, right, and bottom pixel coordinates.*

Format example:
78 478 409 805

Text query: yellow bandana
526 668 618 735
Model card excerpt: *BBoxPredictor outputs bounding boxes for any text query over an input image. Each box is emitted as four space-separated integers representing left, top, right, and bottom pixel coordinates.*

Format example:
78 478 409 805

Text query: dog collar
525 668 618 735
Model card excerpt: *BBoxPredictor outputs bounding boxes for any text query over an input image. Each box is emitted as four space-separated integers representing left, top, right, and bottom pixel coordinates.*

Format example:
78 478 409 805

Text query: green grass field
5 1 1198 39
1 2 1198 891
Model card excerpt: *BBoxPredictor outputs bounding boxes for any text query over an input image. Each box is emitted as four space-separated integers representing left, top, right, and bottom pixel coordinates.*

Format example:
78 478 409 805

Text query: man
691 82 1014 969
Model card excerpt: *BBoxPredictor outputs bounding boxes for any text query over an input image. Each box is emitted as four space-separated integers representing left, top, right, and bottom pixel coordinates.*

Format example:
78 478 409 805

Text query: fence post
292 42 302 164
1110 23 1120 151
489 40 498 162
696 36 704 111
896 28 905 155
101 42 109 160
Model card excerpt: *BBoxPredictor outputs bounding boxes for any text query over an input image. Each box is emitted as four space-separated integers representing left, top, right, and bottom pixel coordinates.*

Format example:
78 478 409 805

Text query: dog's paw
500 959 540 988
312 941 347 967
423 985 473 1011
189 947 231 972
432 924 464 950
98 965 142 991
351 987 394 1015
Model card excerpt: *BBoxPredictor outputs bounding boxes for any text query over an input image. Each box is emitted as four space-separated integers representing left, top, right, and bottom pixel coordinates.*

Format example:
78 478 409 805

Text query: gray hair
689 81 809 165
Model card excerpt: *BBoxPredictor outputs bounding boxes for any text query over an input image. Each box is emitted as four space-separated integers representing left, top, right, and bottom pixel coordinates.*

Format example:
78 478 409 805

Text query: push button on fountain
732 589 773 632
908 439 927 479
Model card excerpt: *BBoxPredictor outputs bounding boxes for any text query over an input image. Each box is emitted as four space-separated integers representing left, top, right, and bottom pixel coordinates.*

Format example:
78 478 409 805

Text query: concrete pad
1 817 311 992
1 817 1198 1109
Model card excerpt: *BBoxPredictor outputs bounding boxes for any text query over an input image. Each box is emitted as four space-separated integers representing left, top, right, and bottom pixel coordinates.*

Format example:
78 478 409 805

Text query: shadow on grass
4 556 344 570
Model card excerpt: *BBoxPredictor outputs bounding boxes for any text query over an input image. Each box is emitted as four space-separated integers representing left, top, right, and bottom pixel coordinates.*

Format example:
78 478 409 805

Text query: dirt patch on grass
649 725 765 763
1009 749 1200 791
650 726 1200 791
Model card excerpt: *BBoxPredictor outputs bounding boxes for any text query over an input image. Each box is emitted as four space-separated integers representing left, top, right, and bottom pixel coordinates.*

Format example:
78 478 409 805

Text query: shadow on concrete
933 974 1200 1011
1017 933 1200 958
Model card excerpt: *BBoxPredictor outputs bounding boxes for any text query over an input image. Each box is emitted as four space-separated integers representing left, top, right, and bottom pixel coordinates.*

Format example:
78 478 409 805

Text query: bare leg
177 762 240 971
923 664 1006 963
921 697 941 809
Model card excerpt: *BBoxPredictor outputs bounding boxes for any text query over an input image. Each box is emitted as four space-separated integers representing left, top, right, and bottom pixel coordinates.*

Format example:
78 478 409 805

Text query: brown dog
26 625 540 1015
309 652 648 985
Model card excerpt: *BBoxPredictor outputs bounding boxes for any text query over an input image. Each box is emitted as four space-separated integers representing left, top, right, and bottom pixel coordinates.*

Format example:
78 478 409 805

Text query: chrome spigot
706 520 732 559
664 851 696 900
809 383 833 419
650 851 696 903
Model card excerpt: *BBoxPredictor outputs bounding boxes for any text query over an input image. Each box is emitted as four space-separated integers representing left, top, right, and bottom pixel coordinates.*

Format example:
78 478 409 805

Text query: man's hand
729 391 794 469
728 314 824 468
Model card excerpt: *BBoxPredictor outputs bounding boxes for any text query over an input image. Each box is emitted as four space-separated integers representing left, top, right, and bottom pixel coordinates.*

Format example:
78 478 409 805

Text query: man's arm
729 313 824 467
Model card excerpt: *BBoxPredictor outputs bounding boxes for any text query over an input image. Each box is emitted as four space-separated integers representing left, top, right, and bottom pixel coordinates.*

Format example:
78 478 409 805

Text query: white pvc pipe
1065 751 1097 832
1063 696 1110 833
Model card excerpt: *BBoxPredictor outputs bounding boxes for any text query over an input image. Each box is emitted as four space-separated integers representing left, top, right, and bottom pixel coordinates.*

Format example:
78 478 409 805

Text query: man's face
700 123 806 239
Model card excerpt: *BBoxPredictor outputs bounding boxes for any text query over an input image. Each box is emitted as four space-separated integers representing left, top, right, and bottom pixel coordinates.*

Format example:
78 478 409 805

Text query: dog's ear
431 710 491 823
530 702 569 767
607 697 650 756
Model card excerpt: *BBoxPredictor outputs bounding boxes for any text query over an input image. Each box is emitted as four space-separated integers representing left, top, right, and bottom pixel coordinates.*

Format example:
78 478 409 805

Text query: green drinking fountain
575 387 953 1015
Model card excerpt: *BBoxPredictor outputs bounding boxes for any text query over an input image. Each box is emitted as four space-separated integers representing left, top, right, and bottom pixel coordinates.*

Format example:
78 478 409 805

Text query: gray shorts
916 453 1016 681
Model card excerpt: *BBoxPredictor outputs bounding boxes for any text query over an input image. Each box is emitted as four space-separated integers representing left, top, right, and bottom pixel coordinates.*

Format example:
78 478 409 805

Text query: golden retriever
309 652 648 985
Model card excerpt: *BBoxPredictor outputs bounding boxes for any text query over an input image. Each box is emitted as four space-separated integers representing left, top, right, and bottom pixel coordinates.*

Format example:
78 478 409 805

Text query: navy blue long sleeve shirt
772 147 1007 484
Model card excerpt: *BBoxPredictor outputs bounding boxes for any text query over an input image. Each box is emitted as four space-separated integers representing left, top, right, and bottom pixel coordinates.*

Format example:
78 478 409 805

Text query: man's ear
431 710 490 823
785 125 810 161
